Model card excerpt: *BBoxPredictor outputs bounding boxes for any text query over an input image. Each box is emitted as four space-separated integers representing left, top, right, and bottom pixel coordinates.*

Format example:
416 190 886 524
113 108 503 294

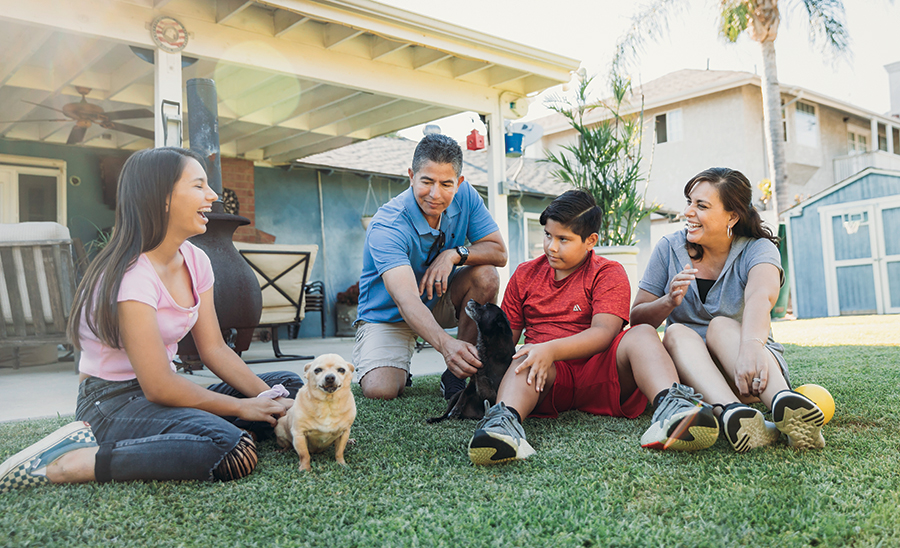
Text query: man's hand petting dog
274 353 357 472
428 300 515 423
441 338 481 379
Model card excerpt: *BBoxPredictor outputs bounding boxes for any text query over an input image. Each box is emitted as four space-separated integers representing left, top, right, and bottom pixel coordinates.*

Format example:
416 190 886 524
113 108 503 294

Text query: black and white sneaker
439 369 466 401
720 403 780 453
772 390 825 449
0 421 97 493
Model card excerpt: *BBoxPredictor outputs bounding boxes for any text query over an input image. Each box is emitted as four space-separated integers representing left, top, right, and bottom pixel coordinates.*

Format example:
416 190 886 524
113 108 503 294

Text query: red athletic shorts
529 330 648 419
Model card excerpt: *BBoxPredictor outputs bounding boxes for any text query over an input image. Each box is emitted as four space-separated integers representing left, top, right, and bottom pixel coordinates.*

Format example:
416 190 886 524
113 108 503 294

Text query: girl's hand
667 264 697 307
513 343 555 393
237 398 287 426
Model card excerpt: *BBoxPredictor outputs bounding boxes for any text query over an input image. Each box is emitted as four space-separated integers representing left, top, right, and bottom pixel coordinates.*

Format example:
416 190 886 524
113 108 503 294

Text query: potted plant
335 282 360 337
543 71 658 295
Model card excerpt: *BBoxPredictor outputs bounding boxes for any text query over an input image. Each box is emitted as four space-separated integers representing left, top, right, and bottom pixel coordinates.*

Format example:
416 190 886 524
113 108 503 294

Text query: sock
506 406 522 424
653 389 670 409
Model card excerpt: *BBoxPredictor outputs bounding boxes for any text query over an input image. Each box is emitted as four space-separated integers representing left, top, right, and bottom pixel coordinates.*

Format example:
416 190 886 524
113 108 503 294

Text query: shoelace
653 383 704 422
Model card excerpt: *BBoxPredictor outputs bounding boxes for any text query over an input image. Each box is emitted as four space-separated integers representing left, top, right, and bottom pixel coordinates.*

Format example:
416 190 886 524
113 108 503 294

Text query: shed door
824 205 880 315
879 204 900 314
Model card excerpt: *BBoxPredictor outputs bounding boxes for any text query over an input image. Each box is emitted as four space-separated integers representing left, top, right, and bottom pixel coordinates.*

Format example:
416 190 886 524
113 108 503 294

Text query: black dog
427 299 515 423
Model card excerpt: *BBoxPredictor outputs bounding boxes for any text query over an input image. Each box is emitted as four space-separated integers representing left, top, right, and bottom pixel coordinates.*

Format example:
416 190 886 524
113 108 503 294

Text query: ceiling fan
2 86 154 145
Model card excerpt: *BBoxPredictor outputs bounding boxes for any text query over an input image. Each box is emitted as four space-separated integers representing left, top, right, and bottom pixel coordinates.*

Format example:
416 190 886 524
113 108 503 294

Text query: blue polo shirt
357 180 499 324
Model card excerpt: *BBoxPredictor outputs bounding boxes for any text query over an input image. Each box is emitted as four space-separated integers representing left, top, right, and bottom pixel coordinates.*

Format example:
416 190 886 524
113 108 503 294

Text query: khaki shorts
351 287 458 382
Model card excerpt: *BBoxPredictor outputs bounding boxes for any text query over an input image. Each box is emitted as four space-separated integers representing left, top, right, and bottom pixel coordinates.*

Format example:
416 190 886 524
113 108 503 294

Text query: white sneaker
468 401 535 465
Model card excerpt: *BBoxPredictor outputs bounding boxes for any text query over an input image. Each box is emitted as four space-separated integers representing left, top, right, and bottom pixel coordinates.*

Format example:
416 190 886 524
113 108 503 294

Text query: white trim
786 214 799 317
818 197 900 316
522 211 542 261
0 154 67 225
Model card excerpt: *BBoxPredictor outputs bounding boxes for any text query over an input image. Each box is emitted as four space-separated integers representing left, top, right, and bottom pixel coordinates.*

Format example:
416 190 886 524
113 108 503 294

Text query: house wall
0 138 122 248
253 165 559 337
787 171 900 318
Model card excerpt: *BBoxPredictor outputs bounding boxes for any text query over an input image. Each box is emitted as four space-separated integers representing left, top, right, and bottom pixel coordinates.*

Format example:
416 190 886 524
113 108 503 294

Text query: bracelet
743 337 767 346
256 384 289 399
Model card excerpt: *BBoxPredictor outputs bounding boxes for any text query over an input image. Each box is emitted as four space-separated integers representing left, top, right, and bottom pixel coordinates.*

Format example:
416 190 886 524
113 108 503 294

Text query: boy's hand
513 343 555 392
667 264 697 307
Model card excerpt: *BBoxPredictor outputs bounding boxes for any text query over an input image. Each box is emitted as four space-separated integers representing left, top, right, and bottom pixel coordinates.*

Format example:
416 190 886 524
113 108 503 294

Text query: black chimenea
177 78 262 366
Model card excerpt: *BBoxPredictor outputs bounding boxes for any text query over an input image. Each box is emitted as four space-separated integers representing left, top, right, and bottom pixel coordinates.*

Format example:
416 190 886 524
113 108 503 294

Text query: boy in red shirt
468 190 719 465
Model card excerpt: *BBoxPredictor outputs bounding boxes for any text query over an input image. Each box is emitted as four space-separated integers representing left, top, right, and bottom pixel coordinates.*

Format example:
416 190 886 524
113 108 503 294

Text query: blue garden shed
784 168 900 318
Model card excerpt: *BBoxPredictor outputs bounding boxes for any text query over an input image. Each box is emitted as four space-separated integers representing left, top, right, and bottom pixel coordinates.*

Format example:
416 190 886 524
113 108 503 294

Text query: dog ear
347 362 356 372
304 361 313 373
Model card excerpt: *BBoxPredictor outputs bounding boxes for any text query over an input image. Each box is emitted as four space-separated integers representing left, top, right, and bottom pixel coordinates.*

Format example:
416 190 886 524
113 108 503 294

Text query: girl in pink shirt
1 147 303 493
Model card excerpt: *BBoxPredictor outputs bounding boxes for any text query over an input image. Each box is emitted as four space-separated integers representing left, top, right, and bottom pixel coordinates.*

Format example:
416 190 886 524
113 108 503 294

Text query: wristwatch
455 245 469 265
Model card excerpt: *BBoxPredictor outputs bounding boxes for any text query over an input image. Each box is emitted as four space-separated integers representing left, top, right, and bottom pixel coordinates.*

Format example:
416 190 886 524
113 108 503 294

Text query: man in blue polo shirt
352 134 508 400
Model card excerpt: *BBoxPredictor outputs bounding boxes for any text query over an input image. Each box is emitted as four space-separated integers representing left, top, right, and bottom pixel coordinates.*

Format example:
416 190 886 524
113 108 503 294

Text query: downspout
317 170 330 332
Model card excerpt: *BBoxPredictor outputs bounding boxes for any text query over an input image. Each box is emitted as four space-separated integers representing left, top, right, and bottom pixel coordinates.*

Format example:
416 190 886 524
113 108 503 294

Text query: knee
467 266 499 301
361 384 402 400
707 316 738 341
359 370 404 400
662 323 700 352
213 432 258 482
625 323 662 342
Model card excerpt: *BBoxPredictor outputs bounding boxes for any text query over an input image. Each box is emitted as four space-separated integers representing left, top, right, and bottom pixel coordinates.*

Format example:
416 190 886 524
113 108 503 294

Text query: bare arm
630 264 698 328
734 263 781 397
383 265 481 378
513 313 625 391
119 296 286 425
419 230 507 299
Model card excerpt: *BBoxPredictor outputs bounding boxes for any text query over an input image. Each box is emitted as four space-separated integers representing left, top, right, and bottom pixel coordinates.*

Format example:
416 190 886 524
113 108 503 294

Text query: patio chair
233 242 318 363
0 222 76 370
303 280 326 338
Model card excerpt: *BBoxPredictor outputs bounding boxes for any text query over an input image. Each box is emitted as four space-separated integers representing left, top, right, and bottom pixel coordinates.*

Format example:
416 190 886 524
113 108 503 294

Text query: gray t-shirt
639 230 783 339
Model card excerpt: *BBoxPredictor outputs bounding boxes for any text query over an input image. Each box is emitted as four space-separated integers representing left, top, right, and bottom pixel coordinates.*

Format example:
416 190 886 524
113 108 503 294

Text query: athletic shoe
0 421 97 493
641 383 720 451
440 369 466 400
468 401 535 465
720 403 780 453
772 390 826 449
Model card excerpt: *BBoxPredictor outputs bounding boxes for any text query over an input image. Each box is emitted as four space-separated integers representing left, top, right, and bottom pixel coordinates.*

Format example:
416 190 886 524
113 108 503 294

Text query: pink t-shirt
78 241 214 381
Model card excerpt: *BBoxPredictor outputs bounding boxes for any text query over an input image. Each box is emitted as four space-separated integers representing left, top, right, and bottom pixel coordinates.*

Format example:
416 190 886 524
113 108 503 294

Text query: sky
393 0 899 144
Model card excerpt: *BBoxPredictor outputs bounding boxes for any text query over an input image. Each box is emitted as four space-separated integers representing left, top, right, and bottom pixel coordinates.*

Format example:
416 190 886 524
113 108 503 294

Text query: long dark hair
684 167 779 261
67 147 206 350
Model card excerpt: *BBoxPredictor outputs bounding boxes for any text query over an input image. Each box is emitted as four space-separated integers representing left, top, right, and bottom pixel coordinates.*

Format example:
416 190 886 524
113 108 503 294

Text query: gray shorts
351 287 458 382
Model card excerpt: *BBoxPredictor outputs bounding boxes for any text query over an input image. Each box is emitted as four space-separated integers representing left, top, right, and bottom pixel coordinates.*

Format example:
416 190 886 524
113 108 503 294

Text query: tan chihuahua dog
274 353 357 471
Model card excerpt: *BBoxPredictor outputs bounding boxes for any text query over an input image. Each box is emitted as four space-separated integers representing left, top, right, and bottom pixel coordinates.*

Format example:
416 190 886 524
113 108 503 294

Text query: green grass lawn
2 315 899 547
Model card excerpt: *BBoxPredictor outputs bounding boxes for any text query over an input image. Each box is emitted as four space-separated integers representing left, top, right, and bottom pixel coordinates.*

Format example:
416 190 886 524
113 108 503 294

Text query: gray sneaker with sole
641 383 719 451
468 401 535 465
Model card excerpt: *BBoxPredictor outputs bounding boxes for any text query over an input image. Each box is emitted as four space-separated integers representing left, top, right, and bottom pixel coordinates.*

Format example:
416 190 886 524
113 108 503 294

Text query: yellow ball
794 384 835 425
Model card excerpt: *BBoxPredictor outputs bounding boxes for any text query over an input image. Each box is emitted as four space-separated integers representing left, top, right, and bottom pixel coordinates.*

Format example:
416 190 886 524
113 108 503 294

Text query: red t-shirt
502 253 630 345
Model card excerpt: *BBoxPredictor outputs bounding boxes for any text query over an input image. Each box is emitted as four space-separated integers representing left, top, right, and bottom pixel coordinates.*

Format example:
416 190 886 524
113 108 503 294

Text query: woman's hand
513 343 555 392
237 398 288 426
274 397 294 414
667 264 697 307
734 340 769 397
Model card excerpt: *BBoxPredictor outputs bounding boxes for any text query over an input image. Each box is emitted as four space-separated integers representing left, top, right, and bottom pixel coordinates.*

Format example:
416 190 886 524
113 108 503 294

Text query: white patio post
887 123 895 155
485 96 510 294
871 118 879 153
154 49 182 148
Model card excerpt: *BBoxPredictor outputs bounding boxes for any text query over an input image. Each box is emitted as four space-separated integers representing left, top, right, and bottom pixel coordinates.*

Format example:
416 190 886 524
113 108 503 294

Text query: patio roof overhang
0 0 580 163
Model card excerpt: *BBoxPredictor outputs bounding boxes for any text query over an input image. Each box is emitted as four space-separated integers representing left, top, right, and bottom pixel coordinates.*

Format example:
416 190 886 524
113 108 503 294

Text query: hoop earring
727 225 733 239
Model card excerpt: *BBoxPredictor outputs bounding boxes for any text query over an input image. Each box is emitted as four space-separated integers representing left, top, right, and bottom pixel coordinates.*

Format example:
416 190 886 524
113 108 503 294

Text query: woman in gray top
632 168 826 452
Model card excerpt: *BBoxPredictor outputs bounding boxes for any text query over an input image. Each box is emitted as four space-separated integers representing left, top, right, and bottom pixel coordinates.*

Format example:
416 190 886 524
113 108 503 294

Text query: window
794 102 819 148
524 213 544 260
0 156 67 224
655 108 682 144
847 131 868 155
877 122 888 152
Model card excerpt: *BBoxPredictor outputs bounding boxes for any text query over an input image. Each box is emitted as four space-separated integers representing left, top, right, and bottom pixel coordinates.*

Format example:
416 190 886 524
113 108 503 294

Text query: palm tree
614 0 849 215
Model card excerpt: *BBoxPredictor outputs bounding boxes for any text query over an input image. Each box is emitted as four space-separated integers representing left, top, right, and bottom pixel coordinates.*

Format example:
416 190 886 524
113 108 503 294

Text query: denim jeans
75 371 303 483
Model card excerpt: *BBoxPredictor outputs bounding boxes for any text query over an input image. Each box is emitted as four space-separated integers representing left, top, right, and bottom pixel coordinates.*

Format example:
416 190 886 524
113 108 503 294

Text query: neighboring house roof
540 68 895 136
781 167 900 217
295 136 572 198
